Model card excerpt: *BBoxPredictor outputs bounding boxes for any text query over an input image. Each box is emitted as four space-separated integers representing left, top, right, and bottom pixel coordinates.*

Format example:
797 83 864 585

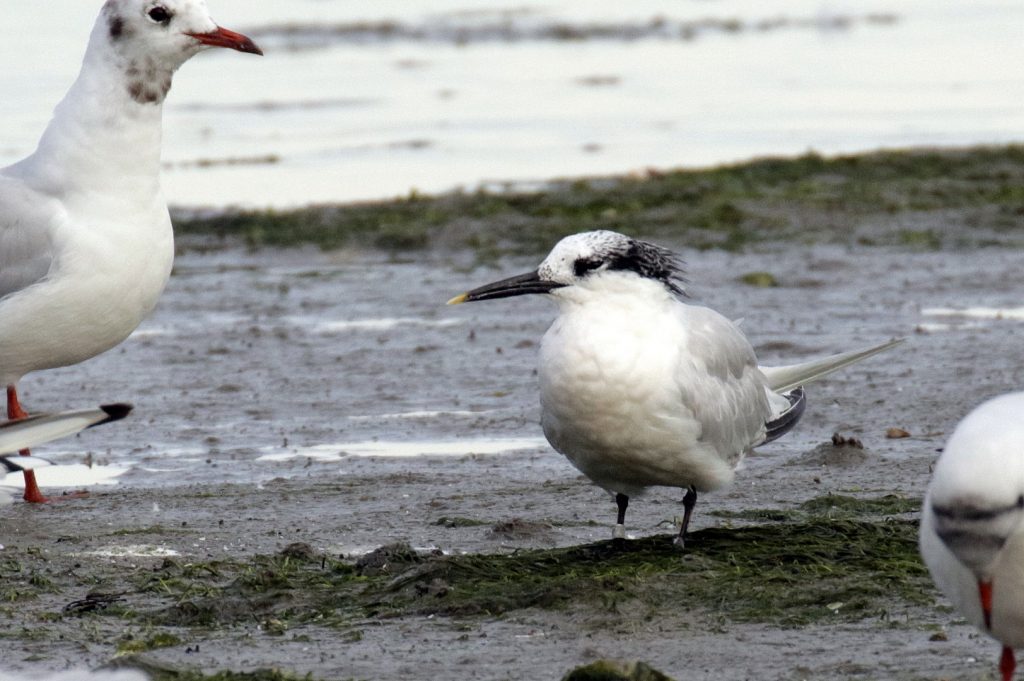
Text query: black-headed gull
920 392 1024 681
449 230 901 545
0 1 260 502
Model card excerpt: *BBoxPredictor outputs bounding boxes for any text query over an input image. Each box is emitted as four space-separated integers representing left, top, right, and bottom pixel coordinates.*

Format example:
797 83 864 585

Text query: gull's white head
448 230 685 305
925 392 1024 576
91 0 261 104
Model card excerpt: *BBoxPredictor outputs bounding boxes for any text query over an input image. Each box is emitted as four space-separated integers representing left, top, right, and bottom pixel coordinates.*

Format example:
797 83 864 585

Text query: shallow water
0 1 1022 207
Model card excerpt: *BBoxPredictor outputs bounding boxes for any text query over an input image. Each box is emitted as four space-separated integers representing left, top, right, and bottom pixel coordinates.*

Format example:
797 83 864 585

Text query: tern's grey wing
0 174 58 300
673 305 772 462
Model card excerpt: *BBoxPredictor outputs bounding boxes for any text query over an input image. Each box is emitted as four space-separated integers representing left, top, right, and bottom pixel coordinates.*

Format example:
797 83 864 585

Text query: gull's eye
147 6 172 23
573 257 604 278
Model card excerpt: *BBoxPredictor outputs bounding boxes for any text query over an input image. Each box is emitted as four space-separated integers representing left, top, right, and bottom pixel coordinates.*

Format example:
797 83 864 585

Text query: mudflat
2 147 1023 680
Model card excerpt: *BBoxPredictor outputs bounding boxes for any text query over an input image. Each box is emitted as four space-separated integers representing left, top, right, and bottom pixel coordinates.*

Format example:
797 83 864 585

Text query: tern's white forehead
535 230 684 294
930 392 1024 504
537 231 632 281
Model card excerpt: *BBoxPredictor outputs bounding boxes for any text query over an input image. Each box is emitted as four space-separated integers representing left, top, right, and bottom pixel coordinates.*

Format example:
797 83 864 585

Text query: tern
449 230 901 546
0 1 260 502
920 393 1024 681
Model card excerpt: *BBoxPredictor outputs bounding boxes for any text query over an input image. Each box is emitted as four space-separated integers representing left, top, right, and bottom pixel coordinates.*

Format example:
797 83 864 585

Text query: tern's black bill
449 271 565 304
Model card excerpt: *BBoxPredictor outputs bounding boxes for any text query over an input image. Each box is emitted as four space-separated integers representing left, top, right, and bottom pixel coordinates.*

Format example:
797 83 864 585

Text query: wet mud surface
1 238 1023 679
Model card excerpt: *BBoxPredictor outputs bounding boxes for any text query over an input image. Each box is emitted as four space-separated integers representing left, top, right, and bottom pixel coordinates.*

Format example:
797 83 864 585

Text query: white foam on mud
314 317 463 333
1 464 128 489
257 437 548 461
76 545 180 558
923 306 1024 321
915 322 986 334
347 409 496 421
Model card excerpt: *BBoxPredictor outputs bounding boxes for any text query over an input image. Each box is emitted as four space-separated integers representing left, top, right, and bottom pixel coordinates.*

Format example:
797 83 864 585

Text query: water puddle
257 437 547 461
1 464 130 489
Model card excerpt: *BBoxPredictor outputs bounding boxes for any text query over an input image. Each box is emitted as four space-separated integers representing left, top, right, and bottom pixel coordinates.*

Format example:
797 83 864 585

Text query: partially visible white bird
0 1 261 502
920 392 1024 681
0 403 131 506
449 230 901 545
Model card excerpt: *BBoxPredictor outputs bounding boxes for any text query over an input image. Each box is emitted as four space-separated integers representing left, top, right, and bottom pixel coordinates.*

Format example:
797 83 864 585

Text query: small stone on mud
885 427 911 439
790 436 869 468
929 631 949 642
356 541 425 576
414 577 450 598
279 542 317 560
489 518 552 539
831 432 864 448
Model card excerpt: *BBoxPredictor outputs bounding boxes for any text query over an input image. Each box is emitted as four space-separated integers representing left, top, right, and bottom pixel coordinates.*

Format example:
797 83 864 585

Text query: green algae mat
171 145 1024 254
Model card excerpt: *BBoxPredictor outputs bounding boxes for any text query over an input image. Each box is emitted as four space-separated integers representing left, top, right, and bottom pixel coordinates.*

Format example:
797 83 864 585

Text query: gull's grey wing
0 173 59 301
672 304 772 463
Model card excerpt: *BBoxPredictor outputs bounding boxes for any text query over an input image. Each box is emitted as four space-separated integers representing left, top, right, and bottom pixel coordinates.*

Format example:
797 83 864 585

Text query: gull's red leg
7 385 89 503
6 384 49 503
1001 646 1015 681
980 579 994 630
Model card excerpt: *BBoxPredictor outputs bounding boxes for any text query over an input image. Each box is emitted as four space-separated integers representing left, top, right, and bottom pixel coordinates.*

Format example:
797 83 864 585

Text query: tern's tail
760 338 903 394
0 403 132 457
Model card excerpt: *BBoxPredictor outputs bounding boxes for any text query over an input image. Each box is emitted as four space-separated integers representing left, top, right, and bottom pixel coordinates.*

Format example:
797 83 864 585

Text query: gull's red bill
187 26 262 55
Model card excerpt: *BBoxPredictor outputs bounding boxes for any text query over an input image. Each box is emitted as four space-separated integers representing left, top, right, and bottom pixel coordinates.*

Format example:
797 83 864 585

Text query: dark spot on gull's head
108 14 125 41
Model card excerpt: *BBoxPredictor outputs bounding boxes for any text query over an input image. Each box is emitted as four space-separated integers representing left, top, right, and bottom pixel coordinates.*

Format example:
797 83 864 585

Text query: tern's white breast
538 286 764 495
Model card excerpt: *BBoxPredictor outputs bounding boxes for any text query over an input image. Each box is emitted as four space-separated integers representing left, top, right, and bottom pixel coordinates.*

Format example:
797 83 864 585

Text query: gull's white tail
761 338 903 394
0 404 132 457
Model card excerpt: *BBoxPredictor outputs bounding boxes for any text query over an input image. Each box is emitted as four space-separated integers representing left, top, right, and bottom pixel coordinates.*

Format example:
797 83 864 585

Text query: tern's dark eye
147 6 172 23
573 257 604 278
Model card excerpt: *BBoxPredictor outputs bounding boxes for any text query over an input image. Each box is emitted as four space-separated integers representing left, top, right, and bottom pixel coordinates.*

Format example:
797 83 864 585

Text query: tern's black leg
613 493 629 540
674 486 698 549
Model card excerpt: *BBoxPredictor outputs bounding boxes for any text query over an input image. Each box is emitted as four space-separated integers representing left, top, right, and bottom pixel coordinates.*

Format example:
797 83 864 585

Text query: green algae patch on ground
111 502 930 632
172 145 1024 255
375 518 930 627
115 632 183 655
562 660 676 681
110 660 328 681
799 494 921 517
710 494 921 522
737 271 779 287
0 493 937 676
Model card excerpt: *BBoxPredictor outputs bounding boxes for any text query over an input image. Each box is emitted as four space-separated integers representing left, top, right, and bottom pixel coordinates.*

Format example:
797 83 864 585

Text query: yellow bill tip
447 293 469 306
